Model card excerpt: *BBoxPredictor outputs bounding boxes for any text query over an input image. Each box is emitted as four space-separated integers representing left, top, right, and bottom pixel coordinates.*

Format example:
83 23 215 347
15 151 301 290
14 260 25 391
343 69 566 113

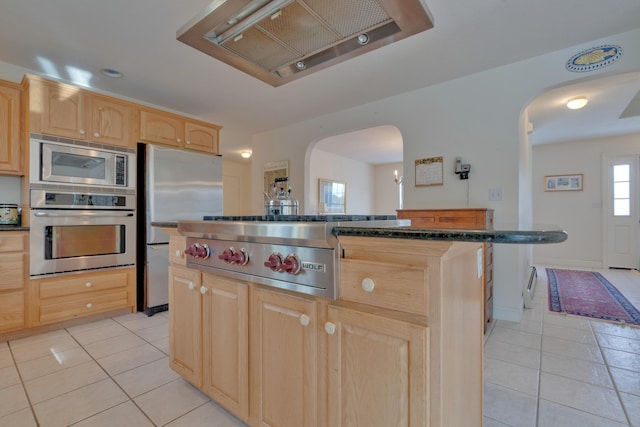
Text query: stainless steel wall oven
29 189 136 277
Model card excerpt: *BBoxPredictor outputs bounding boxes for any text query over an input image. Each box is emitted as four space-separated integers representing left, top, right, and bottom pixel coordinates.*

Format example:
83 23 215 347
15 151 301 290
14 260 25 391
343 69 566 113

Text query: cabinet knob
188 281 195 290
175 250 182 257
79 129 86 135
186 140 191 145
324 322 336 335
299 314 310 327
86 303 93 309
85 282 92 288
200 286 207 295
361 278 375 292
177 138 181 143
94 132 100 138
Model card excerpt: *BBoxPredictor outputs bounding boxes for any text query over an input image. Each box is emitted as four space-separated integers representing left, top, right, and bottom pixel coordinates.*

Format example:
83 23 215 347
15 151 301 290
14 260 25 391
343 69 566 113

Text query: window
613 164 630 216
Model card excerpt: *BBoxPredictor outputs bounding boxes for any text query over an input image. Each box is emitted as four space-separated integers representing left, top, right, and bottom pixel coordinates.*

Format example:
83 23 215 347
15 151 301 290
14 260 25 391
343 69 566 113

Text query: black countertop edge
0 226 29 231
332 227 568 244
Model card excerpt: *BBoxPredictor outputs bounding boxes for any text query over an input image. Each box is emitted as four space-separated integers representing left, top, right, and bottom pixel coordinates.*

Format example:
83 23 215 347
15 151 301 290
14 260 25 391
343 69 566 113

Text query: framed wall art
544 174 583 192
318 179 346 214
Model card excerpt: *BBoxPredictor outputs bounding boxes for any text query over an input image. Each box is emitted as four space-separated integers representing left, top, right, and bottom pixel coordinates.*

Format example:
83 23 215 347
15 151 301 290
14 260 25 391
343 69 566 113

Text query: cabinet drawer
39 289 129 324
37 270 129 300
340 259 427 315
169 235 187 266
0 252 25 291
0 290 24 332
0 232 27 252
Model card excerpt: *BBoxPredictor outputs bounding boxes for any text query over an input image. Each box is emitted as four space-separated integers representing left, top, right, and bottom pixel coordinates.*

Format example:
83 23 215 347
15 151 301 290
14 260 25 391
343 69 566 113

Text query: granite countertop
155 221 567 244
332 226 568 244
0 225 29 231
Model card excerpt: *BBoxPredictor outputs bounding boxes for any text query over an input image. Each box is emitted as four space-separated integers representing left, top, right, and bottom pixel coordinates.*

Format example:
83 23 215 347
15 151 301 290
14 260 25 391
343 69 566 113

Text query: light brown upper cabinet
26 75 133 148
0 80 22 175
138 107 220 154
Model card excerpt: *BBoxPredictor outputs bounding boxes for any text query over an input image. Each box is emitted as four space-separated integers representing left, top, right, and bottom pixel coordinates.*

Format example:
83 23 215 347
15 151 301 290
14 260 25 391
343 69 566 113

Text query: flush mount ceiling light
566 97 588 110
240 150 252 158
100 68 124 78
177 0 433 87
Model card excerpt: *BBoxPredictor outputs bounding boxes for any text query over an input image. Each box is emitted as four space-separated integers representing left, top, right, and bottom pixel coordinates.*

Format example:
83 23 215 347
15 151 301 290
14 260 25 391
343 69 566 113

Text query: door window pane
613 164 631 216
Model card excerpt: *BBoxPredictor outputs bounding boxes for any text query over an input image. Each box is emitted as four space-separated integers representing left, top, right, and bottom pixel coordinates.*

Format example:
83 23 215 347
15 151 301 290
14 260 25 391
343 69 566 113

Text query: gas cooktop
202 215 399 222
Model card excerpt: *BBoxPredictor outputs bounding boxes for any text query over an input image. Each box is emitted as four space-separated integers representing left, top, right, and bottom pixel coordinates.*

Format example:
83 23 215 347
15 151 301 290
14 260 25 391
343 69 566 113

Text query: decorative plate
566 45 623 72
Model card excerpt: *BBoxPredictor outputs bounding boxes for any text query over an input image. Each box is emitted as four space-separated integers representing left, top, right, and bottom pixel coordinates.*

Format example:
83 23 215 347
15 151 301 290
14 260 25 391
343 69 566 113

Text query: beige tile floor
484 265 640 427
0 265 638 426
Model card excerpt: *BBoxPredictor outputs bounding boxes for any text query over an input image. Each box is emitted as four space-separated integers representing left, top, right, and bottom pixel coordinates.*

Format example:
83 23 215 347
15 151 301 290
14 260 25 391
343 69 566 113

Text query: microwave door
42 143 113 185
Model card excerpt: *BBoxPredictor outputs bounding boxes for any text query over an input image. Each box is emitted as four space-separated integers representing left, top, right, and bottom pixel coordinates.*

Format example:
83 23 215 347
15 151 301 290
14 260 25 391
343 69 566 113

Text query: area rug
546 268 640 326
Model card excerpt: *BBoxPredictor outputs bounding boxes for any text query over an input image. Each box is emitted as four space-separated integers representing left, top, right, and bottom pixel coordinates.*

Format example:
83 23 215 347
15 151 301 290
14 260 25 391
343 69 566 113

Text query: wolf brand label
301 261 325 272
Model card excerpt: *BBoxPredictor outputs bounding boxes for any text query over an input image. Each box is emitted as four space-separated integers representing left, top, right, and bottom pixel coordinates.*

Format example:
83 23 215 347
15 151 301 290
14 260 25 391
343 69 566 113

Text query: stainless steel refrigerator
137 143 223 315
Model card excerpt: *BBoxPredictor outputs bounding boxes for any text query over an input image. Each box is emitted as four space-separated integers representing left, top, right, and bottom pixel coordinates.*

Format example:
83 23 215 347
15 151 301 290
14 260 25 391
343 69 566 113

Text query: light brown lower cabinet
168 233 484 427
28 267 136 326
0 231 27 333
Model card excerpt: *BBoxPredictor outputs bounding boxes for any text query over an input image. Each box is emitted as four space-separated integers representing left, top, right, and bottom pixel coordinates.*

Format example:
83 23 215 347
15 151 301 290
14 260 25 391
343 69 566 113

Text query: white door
604 155 638 269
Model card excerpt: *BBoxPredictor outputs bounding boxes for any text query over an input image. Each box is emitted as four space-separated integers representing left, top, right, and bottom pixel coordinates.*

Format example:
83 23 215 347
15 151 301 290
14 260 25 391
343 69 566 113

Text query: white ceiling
1 0 639 162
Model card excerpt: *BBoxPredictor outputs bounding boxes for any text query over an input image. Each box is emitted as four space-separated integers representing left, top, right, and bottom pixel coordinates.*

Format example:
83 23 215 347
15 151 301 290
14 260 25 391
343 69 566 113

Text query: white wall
374 163 404 215
250 28 640 322
308 149 374 215
532 132 640 268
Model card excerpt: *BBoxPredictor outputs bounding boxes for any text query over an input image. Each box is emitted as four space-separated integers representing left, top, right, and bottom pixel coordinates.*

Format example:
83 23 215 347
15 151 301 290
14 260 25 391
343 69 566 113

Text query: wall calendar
415 156 444 186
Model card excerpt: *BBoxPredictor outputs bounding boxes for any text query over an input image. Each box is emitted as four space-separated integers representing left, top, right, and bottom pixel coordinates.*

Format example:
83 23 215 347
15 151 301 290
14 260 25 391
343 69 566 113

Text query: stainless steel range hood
177 0 433 86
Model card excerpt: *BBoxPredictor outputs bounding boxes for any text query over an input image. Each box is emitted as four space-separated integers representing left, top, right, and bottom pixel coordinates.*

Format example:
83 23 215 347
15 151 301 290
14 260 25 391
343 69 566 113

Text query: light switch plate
489 188 503 201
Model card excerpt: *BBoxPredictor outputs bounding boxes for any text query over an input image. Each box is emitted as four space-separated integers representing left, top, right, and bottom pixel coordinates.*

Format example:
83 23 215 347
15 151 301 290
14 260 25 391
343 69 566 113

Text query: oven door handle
33 211 134 218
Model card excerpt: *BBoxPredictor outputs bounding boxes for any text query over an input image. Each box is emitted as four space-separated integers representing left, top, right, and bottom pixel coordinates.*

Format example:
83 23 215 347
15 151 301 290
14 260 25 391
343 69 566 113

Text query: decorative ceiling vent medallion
566 45 623 73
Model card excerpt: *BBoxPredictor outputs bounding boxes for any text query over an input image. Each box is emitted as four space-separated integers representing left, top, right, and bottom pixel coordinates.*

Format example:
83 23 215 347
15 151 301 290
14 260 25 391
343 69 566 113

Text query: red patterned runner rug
546 268 640 326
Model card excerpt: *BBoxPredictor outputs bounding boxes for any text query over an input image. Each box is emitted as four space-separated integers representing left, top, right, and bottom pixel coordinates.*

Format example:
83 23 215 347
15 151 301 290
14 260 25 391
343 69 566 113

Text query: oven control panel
185 238 337 298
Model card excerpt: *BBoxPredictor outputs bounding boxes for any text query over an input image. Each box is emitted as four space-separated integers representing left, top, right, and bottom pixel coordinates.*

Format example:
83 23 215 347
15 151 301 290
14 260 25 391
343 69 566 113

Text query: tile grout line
6 341 41 427
592 323 633 426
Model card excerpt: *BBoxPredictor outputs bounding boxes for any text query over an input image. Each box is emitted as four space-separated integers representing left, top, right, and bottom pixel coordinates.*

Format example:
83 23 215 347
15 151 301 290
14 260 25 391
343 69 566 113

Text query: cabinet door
0 83 21 174
91 96 132 147
325 306 428 427
169 265 202 387
0 252 25 291
201 274 249 422
41 82 88 139
250 288 318 427
184 121 219 154
139 110 183 147
0 291 24 333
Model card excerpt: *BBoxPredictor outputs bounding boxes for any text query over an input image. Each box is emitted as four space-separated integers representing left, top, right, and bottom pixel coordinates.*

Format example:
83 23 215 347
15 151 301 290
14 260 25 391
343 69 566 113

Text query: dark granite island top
332 225 568 244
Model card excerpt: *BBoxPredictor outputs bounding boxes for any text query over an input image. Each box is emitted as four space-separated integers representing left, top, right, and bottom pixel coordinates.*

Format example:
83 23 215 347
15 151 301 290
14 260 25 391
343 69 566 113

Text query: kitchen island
160 220 565 427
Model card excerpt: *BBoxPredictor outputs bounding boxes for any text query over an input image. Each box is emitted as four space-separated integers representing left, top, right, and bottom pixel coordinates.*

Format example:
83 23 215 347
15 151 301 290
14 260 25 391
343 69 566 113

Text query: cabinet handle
79 129 86 135
86 303 93 309
85 282 92 288
324 322 336 335
94 132 100 138
200 286 207 295
175 250 182 257
188 281 195 290
361 278 375 292
299 314 310 327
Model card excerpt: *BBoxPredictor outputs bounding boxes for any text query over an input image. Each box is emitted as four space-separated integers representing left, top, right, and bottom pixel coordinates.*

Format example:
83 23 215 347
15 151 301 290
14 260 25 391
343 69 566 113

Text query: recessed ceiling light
100 68 123 78
240 151 252 159
566 97 588 110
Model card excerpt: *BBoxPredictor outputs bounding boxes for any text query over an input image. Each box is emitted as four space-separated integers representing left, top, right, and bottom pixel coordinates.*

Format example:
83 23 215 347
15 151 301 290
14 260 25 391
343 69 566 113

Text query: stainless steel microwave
30 138 135 189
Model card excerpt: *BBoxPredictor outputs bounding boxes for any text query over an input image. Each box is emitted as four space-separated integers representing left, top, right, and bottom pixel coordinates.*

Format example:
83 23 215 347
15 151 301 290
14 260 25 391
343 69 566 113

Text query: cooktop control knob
185 243 210 259
264 253 283 271
229 248 249 266
283 254 301 275
218 248 234 262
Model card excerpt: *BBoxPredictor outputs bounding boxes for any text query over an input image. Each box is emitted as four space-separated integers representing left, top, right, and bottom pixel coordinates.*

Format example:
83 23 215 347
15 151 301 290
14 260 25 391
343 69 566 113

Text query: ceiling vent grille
177 0 433 86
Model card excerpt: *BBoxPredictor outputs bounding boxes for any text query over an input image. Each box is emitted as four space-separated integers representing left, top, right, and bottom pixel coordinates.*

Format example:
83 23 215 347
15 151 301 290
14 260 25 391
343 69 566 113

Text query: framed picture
318 179 346 214
544 174 583 192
